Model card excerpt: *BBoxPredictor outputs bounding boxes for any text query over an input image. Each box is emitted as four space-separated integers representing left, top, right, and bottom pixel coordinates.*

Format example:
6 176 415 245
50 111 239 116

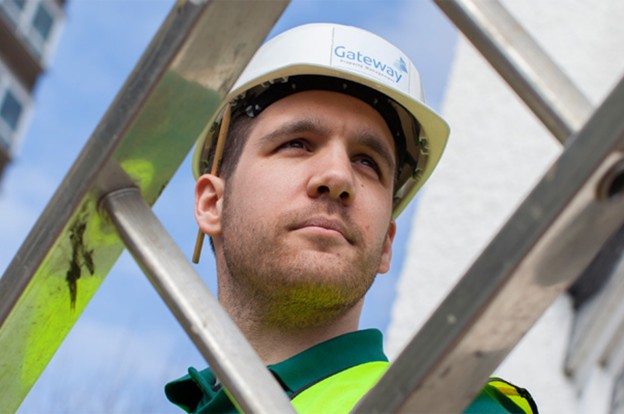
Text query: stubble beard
219 190 388 331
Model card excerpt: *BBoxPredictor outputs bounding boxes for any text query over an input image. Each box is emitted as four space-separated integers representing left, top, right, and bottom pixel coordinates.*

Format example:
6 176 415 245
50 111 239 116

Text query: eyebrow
257 118 330 147
257 117 396 174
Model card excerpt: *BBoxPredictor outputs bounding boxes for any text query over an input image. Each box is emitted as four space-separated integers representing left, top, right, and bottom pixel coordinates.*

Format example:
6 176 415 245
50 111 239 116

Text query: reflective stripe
488 378 538 414
291 361 389 413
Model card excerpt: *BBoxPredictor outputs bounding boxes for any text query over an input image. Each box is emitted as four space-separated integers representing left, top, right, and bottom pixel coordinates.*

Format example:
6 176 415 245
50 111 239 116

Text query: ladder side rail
353 76 624 413
0 0 204 330
434 0 593 143
0 5 207 409
100 188 295 414
0 1 289 410
438 0 624 390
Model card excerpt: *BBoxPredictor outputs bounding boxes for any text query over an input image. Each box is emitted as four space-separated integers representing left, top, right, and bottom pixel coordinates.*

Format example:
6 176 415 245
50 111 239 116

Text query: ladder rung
100 188 294 413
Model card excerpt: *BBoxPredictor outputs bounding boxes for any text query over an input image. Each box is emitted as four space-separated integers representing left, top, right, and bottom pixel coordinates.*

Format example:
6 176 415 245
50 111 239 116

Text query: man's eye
279 139 307 150
355 155 381 175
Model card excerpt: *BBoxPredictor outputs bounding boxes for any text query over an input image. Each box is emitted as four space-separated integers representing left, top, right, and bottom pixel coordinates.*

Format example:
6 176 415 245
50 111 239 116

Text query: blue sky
1 1 456 412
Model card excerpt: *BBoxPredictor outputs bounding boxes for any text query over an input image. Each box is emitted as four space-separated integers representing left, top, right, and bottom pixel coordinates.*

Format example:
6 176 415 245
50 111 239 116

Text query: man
165 24 537 413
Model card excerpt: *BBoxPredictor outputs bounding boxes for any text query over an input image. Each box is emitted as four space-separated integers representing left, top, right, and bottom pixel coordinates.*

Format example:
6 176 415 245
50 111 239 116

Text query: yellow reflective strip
489 380 521 396
488 379 535 414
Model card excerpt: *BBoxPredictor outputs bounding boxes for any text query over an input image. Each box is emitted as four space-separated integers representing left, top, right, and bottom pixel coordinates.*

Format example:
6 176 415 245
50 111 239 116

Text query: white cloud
0 166 58 269
19 316 200 413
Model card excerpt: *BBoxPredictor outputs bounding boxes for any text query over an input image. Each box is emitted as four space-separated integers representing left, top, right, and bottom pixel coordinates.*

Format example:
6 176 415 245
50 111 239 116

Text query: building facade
0 0 64 181
387 1 624 413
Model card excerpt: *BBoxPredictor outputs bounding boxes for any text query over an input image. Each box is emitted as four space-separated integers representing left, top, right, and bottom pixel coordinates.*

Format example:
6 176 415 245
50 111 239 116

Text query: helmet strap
192 104 232 264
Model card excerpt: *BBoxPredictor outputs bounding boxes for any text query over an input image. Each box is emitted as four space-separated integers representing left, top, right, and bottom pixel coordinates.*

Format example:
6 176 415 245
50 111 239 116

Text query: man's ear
195 174 225 237
377 220 396 274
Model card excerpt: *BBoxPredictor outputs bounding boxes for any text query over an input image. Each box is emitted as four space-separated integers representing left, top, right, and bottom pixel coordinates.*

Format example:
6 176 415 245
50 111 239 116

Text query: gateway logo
333 45 407 83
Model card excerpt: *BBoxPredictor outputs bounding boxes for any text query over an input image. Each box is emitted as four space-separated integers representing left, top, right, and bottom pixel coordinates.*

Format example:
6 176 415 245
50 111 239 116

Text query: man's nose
306 150 356 205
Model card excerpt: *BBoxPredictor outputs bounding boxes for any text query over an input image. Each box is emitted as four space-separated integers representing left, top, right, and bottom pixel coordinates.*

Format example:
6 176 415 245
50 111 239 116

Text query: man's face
209 90 396 326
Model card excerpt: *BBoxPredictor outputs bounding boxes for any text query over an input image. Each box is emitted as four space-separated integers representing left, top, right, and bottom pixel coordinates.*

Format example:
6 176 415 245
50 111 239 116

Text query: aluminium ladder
1 0 623 413
0 2 294 412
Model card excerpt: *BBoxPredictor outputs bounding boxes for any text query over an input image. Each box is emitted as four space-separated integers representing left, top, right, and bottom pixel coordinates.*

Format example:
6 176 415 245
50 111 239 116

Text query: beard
219 189 390 330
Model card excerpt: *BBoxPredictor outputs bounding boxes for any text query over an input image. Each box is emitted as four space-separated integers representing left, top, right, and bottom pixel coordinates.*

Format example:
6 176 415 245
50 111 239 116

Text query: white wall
386 1 624 412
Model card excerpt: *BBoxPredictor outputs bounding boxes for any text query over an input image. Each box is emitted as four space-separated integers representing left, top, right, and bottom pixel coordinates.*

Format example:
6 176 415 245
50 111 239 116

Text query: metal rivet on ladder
598 159 624 202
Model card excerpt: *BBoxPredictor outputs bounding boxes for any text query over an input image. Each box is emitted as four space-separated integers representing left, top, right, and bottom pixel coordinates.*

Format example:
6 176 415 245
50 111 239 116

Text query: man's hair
203 113 256 253
206 113 256 180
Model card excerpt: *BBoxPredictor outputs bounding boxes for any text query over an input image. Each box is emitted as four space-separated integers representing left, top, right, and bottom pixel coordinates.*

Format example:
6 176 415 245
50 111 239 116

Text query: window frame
0 61 31 154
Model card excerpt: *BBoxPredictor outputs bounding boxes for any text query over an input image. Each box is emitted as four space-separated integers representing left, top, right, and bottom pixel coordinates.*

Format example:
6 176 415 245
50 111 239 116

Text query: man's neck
241 307 362 365
219 278 363 365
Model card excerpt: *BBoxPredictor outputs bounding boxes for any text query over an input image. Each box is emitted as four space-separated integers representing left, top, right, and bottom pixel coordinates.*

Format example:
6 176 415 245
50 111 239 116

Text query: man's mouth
291 217 354 244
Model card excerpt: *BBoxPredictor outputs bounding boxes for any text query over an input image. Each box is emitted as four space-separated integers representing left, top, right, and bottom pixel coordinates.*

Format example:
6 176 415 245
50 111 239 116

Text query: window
10 0 26 11
0 0 25 25
0 89 23 131
0 88 25 151
1 0 61 61
27 1 59 59
32 2 53 41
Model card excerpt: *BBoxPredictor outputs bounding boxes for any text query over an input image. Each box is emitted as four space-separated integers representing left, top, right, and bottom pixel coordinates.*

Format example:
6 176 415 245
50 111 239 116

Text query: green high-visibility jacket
166 329 537 413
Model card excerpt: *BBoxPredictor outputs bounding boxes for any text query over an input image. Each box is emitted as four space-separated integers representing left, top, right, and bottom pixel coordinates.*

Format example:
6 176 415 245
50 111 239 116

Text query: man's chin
285 249 358 273
274 254 376 293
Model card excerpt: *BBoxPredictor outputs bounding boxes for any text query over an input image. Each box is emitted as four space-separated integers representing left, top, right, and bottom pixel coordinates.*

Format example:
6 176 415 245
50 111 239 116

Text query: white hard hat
192 23 449 217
